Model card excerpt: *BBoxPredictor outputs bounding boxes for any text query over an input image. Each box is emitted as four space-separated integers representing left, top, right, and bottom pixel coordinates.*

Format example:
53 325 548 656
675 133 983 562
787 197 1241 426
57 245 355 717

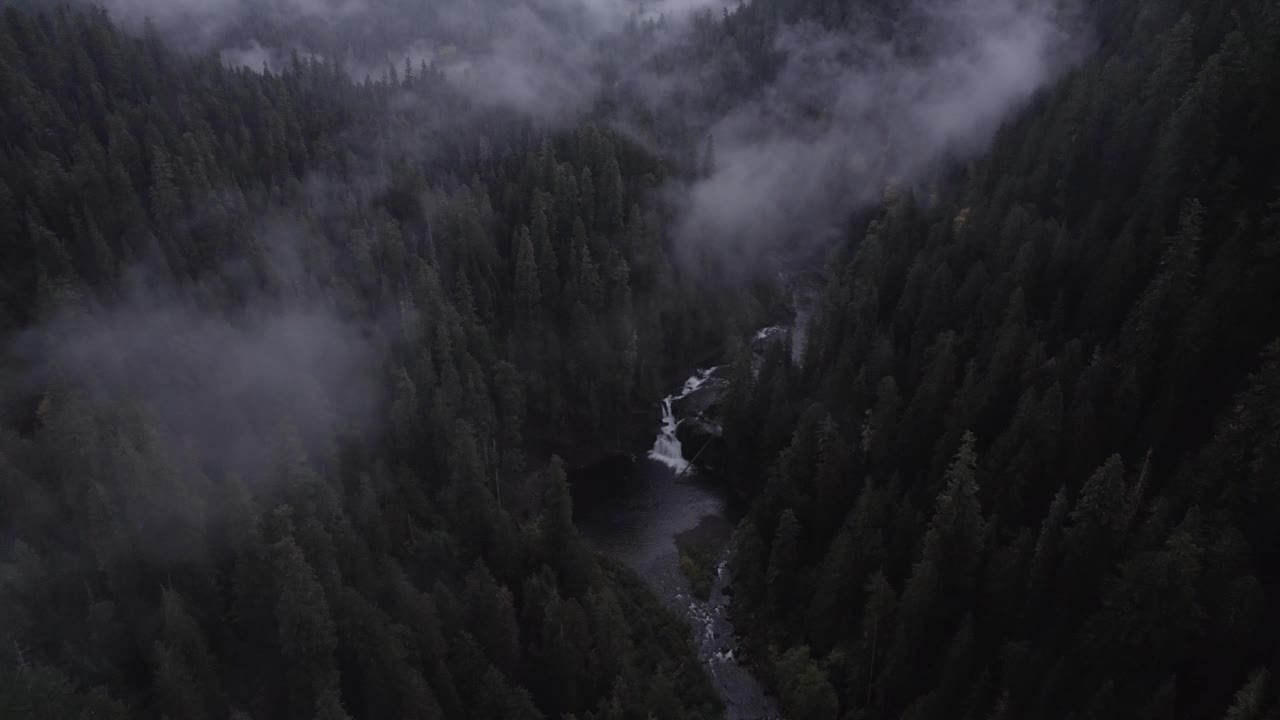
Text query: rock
750 326 787 355
677 418 727 471
676 415 721 449
671 368 728 470
672 377 727 419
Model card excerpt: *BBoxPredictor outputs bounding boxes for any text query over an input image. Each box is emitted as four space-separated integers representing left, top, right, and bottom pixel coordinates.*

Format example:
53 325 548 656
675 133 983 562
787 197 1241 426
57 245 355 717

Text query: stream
571 281 814 718
571 367 777 719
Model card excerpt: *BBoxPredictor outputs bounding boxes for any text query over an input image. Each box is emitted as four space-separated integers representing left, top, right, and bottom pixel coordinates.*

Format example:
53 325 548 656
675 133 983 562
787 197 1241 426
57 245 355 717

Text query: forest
0 0 1277 718
0 4 746 718
721 0 1280 717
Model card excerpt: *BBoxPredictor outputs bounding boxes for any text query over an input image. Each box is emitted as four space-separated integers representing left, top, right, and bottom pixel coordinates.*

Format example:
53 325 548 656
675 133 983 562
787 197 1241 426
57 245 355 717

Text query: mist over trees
0 0 1277 717
0 5 741 718
721 0 1280 717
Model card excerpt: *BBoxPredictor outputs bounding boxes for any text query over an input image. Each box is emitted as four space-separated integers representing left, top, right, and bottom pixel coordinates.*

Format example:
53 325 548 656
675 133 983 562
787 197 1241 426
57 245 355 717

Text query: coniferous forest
722 0 1280 718
0 0 1278 719
0 6 738 719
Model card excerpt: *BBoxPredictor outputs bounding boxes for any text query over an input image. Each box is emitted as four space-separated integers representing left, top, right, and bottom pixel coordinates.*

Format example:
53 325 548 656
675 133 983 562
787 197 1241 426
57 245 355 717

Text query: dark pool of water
572 455 742 572
571 453 777 720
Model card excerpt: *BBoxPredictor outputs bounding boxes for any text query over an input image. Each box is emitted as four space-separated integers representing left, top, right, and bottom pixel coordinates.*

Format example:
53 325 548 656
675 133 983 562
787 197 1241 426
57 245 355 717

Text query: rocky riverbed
570 366 778 720
570 281 815 719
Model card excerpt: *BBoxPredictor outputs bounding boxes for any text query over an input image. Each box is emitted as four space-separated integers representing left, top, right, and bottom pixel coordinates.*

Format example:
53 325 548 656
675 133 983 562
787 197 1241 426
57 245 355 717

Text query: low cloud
96 0 369 44
432 0 735 121
84 0 1086 264
25 288 380 472
439 1 608 121
5 231 383 563
670 0 1087 257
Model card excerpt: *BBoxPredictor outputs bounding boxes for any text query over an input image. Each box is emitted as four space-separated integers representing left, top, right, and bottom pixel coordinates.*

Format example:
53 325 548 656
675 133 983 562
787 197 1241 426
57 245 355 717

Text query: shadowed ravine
572 284 815 718
571 373 777 719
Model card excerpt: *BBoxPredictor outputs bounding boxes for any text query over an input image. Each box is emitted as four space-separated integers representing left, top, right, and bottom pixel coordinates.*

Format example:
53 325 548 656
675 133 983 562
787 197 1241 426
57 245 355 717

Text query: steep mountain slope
722 0 1280 717
0 7 734 719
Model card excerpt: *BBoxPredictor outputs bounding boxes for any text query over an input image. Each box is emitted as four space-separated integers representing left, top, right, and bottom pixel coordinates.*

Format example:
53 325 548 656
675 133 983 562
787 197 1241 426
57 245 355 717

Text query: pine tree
922 432 985 600
513 226 540 327
273 536 339 718
1222 669 1272 720
598 152 624 233
775 646 839 720
1067 455 1128 572
766 508 801 621
543 457 591 596
530 197 560 310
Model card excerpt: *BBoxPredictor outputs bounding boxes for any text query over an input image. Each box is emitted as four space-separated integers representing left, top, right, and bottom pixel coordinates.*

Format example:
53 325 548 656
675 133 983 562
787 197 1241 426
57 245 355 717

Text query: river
571 279 816 718
572 372 777 719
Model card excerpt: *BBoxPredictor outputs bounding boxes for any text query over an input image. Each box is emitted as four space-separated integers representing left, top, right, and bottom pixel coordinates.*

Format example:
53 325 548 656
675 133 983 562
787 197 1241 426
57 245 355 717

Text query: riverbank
569 372 778 719
567 279 819 719
676 515 735 600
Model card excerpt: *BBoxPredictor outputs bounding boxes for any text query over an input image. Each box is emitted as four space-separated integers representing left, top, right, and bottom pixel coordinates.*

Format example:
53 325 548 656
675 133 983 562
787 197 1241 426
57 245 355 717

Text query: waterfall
649 395 689 472
647 368 719 472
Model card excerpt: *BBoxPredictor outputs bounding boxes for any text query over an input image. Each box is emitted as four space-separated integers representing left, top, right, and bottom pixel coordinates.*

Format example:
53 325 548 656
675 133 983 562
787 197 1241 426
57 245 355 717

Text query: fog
22 286 379 474
90 0 1085 247
92 0 370 44
5 233 382 562
107 0 1082 259
671 0 1085 255
28 0 1086 486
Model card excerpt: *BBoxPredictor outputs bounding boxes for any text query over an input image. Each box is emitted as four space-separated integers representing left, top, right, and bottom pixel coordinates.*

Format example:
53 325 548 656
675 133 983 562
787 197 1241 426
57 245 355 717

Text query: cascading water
573 293 812 720
647 367 719 472
649 397 688 472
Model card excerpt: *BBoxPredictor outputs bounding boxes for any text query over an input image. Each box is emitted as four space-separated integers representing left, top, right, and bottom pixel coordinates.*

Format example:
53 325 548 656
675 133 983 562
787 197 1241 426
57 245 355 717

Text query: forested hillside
0 6 741 718
4 0 1280 717
723 0 1280 717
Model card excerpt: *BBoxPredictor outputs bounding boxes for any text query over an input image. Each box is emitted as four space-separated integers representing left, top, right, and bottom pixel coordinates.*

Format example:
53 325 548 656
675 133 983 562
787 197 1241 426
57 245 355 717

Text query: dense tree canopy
724 0 1280 717
2 0 1279 717
0 5 737 718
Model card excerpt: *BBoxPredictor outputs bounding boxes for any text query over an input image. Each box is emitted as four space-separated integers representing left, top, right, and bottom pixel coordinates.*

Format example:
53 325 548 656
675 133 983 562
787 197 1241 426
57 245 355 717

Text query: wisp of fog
670 0 1086 256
